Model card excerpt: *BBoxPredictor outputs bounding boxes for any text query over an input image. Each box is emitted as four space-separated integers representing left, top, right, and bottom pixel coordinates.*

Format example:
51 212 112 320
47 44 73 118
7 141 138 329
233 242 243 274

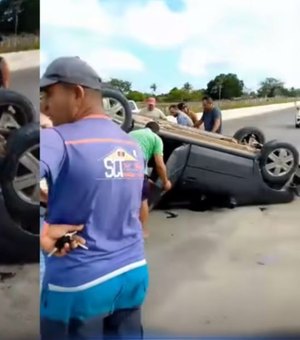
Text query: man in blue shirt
40 57 148 340
168 104 193 127
195 96 223 133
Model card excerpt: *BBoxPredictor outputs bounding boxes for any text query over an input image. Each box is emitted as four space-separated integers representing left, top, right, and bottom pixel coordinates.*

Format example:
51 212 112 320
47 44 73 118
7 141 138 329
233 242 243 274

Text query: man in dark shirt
195 96 222 133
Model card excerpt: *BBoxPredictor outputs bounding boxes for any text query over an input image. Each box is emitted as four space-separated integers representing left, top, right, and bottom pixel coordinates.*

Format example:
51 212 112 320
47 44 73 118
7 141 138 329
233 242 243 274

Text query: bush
0 34 39 53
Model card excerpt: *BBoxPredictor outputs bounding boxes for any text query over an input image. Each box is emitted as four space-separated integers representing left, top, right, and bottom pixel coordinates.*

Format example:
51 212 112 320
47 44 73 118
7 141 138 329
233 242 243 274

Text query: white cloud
177 0 300 88
178 48 222 77
122 1 191 48
84 48 145 77
41 0 114 36
40 47 144 80
41 0 145 78
120 0 230 49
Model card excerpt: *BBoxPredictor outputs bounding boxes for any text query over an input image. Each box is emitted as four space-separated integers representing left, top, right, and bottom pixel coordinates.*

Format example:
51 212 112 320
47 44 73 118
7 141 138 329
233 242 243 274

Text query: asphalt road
143 108 300 337
222 107 300 154
0 68 39 340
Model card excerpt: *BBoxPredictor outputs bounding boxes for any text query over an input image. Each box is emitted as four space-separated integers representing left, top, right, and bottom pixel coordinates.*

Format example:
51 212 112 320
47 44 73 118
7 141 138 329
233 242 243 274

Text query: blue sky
41 0 300 93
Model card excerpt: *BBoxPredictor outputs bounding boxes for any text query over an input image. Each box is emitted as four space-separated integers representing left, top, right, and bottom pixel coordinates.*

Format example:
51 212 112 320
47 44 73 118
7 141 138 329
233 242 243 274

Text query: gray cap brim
40 77 58 90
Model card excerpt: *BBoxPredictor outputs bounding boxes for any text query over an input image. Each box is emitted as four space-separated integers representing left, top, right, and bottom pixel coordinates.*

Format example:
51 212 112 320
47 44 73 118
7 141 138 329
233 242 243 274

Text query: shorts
40 264 149 340
142 175 150 201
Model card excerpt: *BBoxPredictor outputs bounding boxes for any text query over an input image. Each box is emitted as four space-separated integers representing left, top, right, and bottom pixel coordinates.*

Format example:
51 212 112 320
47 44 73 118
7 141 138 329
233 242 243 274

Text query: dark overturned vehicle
103 89 300 209
0 88 299 261
0 89 39 262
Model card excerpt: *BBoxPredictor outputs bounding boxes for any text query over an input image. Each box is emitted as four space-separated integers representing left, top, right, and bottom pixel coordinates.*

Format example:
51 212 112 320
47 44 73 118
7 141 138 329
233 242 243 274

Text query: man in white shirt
139 97 167 120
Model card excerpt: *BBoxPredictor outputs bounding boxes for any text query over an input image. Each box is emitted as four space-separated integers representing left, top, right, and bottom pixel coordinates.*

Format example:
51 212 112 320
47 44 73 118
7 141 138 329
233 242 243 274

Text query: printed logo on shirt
98 147 143 180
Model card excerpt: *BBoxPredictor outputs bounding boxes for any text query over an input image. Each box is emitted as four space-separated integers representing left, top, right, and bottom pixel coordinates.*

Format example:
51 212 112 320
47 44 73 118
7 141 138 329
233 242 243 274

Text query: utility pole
13 0 23 36
218 84 222 101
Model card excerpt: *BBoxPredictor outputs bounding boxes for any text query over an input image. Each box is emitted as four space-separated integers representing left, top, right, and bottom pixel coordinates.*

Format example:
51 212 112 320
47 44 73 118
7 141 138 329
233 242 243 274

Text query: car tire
296 124 300 129
233 127 266 145
1 123 39 234
101 87 132 132
0 89 35 140
0 196 39 263
259 140 299 185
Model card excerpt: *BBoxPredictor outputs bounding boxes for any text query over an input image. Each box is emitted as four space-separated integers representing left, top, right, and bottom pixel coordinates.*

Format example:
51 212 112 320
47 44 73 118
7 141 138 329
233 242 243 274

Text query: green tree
183 82 192 92
165 87 186 102
0 0 39 34
127 90 145 102
18 0 39 33
207 73 244 100
257 77 285 98
189 90 203 101
109 78 132 94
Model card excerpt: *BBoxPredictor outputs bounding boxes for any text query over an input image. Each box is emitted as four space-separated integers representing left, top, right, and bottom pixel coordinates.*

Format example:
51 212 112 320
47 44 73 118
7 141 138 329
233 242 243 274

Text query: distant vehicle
128 100 140 114
103 98 140 116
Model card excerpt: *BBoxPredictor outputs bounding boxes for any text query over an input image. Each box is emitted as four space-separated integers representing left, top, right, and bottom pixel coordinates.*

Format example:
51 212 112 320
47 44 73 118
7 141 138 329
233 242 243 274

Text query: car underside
127 114 299 209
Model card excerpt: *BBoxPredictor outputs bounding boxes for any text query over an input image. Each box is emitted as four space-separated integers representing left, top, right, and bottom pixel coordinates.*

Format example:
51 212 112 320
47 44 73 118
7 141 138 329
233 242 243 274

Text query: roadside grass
0 34 39 53
138 97 298 113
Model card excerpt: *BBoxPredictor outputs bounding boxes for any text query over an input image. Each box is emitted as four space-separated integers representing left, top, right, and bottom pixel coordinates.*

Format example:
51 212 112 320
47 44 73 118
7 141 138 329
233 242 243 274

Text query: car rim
0 109 21 130
265 148 295 177
242 133 258 144
12 144 39 205
103 97 125 125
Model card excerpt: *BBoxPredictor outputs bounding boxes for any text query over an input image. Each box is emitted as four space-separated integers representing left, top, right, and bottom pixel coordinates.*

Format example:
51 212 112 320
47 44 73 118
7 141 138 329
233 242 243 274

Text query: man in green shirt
130 121 172 237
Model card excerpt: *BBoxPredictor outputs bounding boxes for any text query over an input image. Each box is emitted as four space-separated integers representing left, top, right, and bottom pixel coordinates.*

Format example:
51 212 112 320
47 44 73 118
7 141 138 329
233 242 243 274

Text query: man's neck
75 106 106 121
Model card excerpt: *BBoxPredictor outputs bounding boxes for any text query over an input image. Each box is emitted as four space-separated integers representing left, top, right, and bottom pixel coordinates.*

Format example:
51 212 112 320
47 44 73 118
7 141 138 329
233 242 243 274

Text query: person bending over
130 121 172 237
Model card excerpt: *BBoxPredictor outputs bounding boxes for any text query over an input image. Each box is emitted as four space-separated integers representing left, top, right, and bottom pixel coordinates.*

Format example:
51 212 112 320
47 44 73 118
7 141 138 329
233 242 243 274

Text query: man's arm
40 128 66 181
211 109 222 133
159 109 168 120
190 111 199 125
40 130 86 257
1 58 10 88
194 114 204 128
153 136 171 191
154 154 168 183
186 115 194 127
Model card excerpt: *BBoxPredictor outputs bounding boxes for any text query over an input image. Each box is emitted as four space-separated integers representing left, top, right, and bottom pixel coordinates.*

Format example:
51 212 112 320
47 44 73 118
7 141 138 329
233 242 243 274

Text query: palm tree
150 83 157 95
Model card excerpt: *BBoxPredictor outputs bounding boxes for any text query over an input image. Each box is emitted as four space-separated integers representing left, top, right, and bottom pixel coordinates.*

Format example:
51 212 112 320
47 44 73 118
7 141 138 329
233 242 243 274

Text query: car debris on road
0 271 16 282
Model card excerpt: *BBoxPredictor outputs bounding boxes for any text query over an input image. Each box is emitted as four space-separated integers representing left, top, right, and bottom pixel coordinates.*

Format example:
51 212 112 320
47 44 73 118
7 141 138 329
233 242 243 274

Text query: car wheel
101 87 132 132
0 196 39 263
0 89 35 142
296 124 300 129
260 140 299 185
233 127 265 146
1 123 39 234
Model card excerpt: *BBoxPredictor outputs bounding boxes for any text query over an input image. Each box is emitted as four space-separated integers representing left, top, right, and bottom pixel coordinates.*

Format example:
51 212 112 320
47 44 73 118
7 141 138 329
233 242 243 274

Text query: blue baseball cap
40 56 102 91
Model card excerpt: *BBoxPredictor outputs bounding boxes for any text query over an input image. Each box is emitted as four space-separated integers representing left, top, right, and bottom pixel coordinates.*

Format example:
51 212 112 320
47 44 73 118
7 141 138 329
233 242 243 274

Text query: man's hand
41 224 86 257
40 189 48 204
194 119 203 128
163 180 172 192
